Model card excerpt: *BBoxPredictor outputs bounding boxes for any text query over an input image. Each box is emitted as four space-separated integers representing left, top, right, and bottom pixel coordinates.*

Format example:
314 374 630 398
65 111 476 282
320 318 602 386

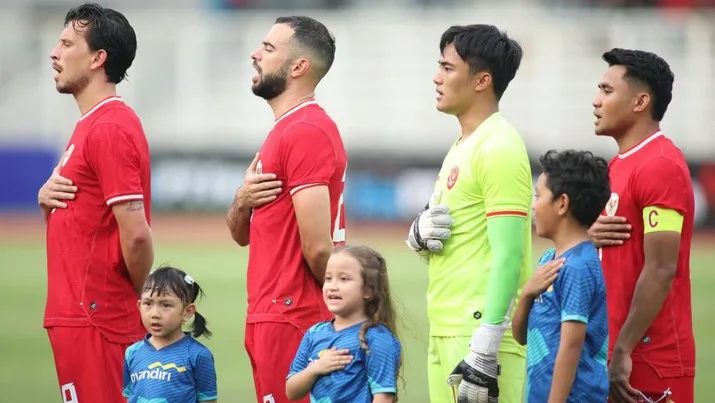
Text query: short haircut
439 24 523 100
275 16 336 80
539 149 611 229
64 2 137 84
602 48 674 122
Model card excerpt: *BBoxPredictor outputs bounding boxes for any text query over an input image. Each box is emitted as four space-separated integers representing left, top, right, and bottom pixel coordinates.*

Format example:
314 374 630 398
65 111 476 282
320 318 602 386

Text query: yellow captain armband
642 206 684 234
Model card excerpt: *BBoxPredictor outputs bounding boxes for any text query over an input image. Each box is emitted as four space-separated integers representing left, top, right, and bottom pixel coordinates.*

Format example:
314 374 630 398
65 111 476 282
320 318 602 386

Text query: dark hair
538 150 611 228
439 24 522 100
332 245 403 400
275 16 336 80
142 266 212 338
602 48 674 121
64 2 137 84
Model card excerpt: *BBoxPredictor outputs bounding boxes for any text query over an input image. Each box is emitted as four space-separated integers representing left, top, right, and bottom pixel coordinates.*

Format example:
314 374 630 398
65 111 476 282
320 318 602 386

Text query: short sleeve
287 329 313 379
473 138 531 219
558 264 596 324
122 343 139 398
632 157 689 215
279 123 336 196
84 123 145 206
194 347 218 401
365 330 401 395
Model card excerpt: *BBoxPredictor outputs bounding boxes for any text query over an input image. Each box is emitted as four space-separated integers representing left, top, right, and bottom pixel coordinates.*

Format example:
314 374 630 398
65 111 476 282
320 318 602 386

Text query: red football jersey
601 131 695 377
246 100 347 332
45 96 151 344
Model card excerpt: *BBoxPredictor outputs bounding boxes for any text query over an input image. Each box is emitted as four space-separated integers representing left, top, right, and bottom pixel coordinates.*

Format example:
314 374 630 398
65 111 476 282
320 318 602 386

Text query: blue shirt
288 320 401 403
123 334 218 403
526 242 609 403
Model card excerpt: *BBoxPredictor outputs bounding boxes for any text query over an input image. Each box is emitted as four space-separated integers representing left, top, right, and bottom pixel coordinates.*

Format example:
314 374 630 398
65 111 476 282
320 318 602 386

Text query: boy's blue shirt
525 242 609 403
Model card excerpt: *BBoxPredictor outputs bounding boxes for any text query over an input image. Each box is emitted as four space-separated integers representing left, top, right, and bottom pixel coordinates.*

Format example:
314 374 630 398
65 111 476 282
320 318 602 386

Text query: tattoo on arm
126 201 144 212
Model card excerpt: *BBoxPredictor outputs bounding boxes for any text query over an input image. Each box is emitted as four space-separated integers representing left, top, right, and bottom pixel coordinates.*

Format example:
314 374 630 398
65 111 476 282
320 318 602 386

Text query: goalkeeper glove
405 192 453 253
447 323 507 403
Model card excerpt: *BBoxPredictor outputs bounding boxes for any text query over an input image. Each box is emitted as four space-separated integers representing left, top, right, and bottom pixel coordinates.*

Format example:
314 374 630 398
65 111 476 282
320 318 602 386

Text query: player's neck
332 312 369 331
268 87 315 121
74 81 118 117
148 330 186 350
456 103 498 141
615 120 661 154
552 223 590 257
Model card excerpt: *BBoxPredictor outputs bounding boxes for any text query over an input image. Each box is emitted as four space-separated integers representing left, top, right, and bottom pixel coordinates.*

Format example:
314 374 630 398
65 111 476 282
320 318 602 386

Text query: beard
251 64 289 101
56 74 89 95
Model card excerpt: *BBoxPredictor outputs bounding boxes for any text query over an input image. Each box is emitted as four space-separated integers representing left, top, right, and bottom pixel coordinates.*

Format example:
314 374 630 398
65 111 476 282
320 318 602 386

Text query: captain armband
642 206 684 234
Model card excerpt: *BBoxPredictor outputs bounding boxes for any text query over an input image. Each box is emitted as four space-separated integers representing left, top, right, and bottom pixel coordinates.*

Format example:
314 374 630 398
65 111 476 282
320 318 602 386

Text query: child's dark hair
142 266 212 338
539 149 611 228
332 244 403 399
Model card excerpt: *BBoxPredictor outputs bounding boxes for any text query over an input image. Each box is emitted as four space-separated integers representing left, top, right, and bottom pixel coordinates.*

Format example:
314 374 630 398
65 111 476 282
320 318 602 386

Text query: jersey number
263 394 276 403
61 383 78 403
332 165 347 243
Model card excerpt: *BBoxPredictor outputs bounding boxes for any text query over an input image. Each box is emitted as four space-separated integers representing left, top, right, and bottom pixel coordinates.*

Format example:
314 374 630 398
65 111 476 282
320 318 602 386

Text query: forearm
372 393 395 403
483 216 527 324
548 339 583 403
511 294 534 345
226 198 251 246
120 228 154 292
615 264 674 354
41 206 51 224
285 369 318 400
303 243 331 285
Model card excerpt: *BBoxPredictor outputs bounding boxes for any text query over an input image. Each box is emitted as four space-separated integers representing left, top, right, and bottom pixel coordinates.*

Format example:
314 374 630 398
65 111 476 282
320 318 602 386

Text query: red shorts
47 326 134 403
245 322 309 403
629 361 694 403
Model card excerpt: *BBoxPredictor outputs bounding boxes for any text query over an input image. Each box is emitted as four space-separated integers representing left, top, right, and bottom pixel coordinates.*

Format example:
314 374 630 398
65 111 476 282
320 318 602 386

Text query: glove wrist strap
470 323 507 357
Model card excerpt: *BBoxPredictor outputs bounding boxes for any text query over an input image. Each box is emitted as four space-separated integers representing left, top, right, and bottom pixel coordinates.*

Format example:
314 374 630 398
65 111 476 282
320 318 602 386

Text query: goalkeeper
406 24 532 403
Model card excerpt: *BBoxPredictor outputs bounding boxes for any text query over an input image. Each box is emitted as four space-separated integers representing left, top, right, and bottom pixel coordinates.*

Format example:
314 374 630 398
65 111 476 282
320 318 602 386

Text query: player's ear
290 57 311 79
557 193 569 216
633 91 651 114
473 71 492 93
90 49 108 71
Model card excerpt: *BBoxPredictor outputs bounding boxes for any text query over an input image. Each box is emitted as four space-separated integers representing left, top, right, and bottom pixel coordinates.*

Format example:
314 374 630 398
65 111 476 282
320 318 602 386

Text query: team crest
255 160 263 175
61 144 75 167
605 193 619 216
446 166 459 190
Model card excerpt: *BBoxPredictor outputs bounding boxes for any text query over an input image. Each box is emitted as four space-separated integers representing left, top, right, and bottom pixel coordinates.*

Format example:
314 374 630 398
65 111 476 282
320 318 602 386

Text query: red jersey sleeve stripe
486 210 528 218
106 194 144 206
290 183 324 196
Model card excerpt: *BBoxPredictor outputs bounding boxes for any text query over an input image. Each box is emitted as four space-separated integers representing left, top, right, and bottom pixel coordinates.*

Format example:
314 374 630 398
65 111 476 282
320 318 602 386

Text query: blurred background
1 0 714 402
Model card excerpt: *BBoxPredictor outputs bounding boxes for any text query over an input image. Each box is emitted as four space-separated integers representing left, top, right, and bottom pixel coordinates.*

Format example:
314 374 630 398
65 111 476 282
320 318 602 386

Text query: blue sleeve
366 330 401 395
287 329 313 379
194 347 218 401
122 343 138 398
558 263 596 324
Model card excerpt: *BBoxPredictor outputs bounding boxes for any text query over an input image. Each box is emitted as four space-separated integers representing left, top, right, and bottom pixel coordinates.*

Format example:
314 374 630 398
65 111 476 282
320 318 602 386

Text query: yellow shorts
428 336 525 403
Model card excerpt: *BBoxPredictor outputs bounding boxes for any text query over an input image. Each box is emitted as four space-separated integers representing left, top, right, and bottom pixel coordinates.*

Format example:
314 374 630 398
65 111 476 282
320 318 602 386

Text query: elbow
303 242 332 267
514 333 527 346
126 227 153 249
285 380 301 401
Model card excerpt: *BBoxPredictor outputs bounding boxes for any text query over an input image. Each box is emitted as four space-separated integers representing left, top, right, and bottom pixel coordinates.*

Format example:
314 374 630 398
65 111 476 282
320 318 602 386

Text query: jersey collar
79 96 123 122
617 130 664 159
274 98 317 126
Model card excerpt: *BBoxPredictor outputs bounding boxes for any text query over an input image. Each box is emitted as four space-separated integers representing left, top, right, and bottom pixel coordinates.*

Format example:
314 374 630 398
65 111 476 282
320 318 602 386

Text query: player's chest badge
446 166 459 190
605 192 619 216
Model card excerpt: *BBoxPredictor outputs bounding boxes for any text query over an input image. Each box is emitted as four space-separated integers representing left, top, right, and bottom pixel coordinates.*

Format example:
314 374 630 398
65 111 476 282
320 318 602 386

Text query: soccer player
590 48 695 403
405 25 532 403
37 3 153 403
225 16 347 403
512 149 611 403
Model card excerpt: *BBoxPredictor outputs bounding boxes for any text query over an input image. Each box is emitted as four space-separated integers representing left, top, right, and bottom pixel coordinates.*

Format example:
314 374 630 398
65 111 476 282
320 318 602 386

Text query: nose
250 48 261 63
592 94 601 109
433 73 442 86
50 45 60 62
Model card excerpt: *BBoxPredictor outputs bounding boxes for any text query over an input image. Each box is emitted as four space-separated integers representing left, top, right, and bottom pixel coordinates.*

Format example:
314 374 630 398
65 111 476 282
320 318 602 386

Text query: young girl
286 245 402 403
122 266 218 403
512 149 610 403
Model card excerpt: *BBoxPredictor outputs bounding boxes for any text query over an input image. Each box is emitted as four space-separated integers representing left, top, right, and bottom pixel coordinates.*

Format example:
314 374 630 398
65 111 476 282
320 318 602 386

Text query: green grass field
1 216 713 402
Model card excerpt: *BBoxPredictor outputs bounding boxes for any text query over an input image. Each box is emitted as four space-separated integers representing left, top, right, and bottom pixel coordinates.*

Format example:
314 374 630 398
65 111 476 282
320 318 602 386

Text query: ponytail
188 280 212 338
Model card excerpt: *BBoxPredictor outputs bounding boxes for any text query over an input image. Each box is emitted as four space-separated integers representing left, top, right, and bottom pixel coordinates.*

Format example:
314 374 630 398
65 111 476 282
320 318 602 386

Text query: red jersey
246 100 347 332
601 131 695 377
45 96 151 344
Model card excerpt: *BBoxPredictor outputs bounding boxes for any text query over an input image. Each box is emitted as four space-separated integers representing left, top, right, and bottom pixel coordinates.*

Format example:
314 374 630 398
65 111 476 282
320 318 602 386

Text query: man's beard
252 65 289 101
56 74 89 95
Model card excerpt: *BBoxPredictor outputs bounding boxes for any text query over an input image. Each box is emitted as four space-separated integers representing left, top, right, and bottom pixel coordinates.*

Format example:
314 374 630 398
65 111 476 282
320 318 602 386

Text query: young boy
512 149 611 402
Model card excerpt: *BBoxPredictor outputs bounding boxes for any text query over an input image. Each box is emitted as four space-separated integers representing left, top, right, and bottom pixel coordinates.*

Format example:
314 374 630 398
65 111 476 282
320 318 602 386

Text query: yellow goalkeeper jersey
427 112 532 357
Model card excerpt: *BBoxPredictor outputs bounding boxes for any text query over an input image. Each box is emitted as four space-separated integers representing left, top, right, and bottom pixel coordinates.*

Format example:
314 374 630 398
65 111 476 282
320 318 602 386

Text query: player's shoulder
279 104 338 137
185 336 215 359
308 320 333 335
561 242 603 277
365 324 400 348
